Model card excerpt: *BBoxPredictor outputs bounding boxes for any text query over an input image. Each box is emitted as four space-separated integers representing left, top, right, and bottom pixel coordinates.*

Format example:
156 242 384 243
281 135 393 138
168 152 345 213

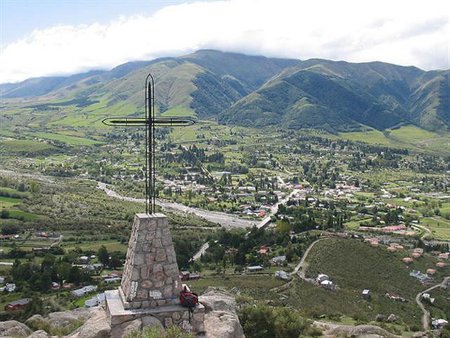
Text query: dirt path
294 238 324 278
416 276 450 331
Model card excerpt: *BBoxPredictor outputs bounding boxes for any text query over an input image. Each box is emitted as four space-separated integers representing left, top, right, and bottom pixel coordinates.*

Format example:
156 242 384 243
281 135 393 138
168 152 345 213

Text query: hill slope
220 60 450 132
1 50 448 132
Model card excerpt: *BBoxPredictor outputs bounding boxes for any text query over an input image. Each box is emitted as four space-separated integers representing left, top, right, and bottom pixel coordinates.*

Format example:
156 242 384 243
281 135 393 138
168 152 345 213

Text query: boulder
70 307 111 338
48 307 92 330
199 288 244 338
387 313 398 322
0 320 33 337
27 329 49 338
111 319 142 338
141 315 164 329
25 315 46 331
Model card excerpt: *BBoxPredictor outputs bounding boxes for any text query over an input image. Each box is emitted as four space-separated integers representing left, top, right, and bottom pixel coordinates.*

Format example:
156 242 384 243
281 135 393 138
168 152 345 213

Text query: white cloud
1 0 449 83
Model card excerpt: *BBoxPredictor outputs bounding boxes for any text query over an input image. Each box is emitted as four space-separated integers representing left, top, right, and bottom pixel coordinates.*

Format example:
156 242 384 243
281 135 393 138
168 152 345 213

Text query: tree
1 209 10 219
109 251 123 269
68 266 82 284
97 245 109 266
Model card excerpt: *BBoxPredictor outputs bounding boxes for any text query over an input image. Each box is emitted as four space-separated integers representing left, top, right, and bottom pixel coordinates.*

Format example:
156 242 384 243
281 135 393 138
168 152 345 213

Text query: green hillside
1 50 449 136
285 238 450 329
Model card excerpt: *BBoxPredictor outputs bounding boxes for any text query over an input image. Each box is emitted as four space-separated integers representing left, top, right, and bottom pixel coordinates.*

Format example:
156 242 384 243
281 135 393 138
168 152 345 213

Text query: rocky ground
0 288 244 338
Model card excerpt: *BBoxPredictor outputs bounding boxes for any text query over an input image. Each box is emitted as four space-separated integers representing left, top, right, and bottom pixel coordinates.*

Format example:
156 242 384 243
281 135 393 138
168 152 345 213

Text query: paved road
97 182 256 229
256 189 299 229
191 242 209 262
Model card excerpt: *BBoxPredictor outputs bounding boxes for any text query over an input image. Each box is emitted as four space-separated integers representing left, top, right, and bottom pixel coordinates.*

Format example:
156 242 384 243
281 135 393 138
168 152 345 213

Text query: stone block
156 300 166 306
141 280 152 289
134 254 145 266
153 263 163 273
141 316 163 329
193 312 204 322
163 286 173 298
155 249 167 262
131 268 140 280
164 318 173 327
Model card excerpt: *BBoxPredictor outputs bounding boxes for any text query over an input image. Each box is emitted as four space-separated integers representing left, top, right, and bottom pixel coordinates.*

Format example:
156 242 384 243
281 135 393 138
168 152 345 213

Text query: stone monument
103 74 204 334
119 213 181 309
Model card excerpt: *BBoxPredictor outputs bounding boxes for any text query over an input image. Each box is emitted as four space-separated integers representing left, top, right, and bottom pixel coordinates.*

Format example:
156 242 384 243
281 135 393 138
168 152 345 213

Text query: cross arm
102 116 196 127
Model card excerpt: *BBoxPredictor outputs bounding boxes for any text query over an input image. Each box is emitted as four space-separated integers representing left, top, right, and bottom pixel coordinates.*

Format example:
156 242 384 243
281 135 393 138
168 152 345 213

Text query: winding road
416 276 450 331
293 238 324 278
96 182 256 229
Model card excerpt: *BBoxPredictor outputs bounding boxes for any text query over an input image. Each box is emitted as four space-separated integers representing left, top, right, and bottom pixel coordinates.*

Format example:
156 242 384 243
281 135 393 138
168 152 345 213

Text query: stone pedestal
106 289 205 333
106 213 204 335
120 213 182 309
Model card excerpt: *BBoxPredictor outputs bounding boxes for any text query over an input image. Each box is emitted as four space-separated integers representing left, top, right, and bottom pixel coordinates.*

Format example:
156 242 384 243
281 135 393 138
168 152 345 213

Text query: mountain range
1 50 449 132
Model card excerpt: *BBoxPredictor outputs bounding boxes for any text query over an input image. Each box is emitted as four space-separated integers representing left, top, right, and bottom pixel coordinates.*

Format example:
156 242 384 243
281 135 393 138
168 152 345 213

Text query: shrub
127 326 195 338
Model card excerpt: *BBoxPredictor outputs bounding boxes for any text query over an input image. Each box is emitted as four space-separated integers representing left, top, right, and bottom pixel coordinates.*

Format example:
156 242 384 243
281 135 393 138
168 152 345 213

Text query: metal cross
102 73 195 214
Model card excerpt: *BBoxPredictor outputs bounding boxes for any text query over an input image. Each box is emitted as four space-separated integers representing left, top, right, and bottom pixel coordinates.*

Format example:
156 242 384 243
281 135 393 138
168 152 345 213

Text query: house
316 274 329 283
0 276 4 284
320 280 334 289
179 271 201 281
275 270 291 281
79 256 90 263
71 285 97 297
432 319 448 329
246 265 264 273
422 293 435 304
271 255 287 265
258 245 270 255
362 289 370 299
85 293 105 308
4 283 16 292
104 277 121 284
5 298 31 311
385 292 406 302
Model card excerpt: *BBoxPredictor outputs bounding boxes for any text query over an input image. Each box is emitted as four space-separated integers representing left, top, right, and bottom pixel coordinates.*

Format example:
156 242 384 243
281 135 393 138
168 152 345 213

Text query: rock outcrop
69 307 111 338
199 288 244 338
0 320 33 337
4 288 244 338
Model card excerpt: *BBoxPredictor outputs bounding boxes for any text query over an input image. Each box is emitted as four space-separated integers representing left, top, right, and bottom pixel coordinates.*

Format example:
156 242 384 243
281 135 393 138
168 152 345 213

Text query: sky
0 0 449 83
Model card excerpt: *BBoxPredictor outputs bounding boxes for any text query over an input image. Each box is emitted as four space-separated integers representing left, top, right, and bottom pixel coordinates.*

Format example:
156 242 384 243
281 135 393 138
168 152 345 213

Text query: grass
421 217 450 240
0 139 56 153
0 187 29 198
344 217 372 230
189 274 285 298
62 240 127 253
288 237 449 329
34 132 103 146
0 196 21 207
161 105 195 117
339 125 450 155
340 129 393 146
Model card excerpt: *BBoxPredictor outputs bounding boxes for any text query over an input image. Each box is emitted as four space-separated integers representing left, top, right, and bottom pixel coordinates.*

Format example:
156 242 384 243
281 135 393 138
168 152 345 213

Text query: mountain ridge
1 50 448 132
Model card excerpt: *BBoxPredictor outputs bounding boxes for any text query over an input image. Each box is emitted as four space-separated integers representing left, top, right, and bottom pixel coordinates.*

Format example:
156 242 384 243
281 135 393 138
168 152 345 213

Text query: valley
0 50 449 337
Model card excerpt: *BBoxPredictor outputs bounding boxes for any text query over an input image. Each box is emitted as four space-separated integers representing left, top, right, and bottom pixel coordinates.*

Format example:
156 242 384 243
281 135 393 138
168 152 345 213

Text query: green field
0 195 21 207
161 105 195 117
62 240 127 253
189 274 284 297
0 139 56 153
340 125 450 155
421 217 450 240
35 132 103 146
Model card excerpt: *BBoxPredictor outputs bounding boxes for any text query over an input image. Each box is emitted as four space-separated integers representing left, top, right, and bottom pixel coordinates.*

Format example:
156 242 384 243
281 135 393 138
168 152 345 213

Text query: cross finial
102 73 195 214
